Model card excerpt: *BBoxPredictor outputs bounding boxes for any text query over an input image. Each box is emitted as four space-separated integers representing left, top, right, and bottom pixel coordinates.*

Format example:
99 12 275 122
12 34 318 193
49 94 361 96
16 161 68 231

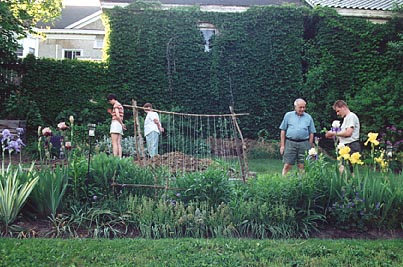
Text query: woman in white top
143 103 164 157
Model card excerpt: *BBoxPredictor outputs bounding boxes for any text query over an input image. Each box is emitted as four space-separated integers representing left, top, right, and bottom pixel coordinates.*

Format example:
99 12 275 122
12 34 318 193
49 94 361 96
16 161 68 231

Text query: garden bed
12 217 403 239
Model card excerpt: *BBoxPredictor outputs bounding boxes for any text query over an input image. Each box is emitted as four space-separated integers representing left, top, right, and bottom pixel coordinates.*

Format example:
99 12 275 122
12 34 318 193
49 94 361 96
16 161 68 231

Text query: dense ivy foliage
302 9 403 131
16 55 109 129
105 6 305 138
2 5 403 140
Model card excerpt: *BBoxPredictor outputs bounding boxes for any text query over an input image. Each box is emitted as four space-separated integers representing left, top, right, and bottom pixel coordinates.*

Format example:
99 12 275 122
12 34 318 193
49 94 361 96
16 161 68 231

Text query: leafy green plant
47 206 86 238
0 164 39 234
66 155 88 204
85 208 128 238
96 135 139 157
28 165 68 217
174 167 234 206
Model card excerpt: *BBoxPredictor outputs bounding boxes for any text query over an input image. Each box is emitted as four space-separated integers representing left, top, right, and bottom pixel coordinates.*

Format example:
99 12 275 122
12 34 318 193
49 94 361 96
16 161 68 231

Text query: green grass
248 158 283 174
1 238 402 266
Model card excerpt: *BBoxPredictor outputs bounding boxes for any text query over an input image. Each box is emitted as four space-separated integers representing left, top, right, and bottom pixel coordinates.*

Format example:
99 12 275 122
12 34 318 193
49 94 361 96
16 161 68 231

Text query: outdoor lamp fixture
88 123 96 137
386 145 394 158
86 124 96 200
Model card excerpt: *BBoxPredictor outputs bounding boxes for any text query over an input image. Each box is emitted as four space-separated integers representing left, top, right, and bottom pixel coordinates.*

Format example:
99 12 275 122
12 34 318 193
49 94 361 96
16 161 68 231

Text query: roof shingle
101 0 303 6
304 0 403 11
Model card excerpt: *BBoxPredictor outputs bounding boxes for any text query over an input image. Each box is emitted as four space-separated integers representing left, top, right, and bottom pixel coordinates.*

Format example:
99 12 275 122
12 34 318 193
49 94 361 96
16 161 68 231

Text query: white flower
57 122 68 130
42 127 52 136
332 120 341 129
308 147 317 156
337 143 345 150
69 115 74 125
65 141 72 149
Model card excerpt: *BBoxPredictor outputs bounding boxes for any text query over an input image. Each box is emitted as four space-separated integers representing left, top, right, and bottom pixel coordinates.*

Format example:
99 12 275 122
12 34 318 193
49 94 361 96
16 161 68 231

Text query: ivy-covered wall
105 6 306 138
3 5 403 140
5 55 110 129
301 8 403 132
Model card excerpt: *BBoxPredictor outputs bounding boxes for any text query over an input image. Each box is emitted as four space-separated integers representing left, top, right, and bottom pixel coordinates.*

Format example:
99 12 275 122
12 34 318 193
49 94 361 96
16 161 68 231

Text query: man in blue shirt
279 98 316 176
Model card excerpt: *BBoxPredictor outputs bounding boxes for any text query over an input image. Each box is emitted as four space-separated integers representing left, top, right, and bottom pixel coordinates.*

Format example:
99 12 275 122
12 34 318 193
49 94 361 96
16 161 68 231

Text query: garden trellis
125 100 249 182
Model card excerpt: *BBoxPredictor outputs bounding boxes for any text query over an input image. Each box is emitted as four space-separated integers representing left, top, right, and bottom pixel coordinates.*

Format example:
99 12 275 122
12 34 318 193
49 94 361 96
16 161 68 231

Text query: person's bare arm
280 130 286 155
114 107 126 130
153 118 164 132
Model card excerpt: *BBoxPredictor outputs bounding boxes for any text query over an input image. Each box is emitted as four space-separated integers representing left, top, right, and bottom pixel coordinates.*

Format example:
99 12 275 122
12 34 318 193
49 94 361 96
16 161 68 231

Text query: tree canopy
0 0 62 63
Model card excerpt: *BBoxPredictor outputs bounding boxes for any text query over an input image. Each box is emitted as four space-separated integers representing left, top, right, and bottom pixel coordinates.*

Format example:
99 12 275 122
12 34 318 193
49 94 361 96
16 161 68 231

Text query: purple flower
16 128 24 135
16 138 25 147
6 140 21 152
176 193 181 197
1 129 11 143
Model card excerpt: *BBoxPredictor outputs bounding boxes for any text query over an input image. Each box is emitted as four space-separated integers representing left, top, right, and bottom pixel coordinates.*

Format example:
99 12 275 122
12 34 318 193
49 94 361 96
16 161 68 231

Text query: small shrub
174 167 234 206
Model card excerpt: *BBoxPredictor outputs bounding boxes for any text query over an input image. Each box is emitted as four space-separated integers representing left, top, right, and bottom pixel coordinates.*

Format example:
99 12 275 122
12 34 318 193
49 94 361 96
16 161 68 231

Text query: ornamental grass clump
0 164 39 235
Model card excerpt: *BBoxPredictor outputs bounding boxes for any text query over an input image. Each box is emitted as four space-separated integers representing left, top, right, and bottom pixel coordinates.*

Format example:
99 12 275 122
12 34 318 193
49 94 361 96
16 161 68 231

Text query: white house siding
37 36 103 60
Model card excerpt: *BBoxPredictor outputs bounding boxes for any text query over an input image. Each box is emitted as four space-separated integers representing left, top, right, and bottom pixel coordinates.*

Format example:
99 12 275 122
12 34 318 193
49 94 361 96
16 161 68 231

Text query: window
94 38 104 49
198 22 218 52
16 47 23 57
63 49 82 59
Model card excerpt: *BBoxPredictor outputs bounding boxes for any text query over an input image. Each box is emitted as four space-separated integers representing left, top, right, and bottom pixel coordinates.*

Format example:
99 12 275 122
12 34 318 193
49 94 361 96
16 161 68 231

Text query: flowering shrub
38 116 74 161
364 132 390 172
379 126 403 173
380 125 403 150
1 128 25 164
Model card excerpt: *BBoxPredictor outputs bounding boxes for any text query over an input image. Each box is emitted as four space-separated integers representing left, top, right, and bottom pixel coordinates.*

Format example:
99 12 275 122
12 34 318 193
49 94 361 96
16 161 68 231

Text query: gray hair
294 98 306 107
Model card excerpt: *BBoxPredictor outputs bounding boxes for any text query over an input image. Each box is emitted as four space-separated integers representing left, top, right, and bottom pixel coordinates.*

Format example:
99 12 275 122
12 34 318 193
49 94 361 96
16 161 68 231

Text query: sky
63 0 100 6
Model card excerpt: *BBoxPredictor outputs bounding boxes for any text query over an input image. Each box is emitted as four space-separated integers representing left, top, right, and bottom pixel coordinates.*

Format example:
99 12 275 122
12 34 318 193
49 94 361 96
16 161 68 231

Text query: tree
0 0 62 63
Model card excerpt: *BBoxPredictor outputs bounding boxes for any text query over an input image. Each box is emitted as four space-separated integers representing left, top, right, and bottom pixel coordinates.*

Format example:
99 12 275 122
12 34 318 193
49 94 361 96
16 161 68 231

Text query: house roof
100 0 303 7
36 6 101 29
304 0 403 11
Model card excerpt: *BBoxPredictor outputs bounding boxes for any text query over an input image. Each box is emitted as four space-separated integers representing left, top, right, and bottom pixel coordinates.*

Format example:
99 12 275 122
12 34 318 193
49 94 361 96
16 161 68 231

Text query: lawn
248 158 283 174
1 237 403 267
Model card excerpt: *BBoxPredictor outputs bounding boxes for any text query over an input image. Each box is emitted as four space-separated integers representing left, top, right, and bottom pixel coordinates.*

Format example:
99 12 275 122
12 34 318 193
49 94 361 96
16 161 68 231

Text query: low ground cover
1 238 403 267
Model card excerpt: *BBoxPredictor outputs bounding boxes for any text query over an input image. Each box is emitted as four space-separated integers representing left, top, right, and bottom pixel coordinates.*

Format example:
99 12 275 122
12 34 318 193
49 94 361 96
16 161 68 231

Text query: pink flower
42 127 52 137
57 122 69 130
65 141 72 150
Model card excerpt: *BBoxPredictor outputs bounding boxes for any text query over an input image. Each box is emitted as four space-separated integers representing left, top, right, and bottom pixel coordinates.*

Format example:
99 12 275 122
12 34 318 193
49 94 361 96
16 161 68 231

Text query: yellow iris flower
364 132 379 146
338 145 351 155
350 152 364 165
337 145 351 161
375 151 388 172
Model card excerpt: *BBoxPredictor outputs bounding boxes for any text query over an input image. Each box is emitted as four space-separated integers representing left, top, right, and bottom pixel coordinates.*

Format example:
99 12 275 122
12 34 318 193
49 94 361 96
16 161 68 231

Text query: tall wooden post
132 99 146 165
229 106 248 182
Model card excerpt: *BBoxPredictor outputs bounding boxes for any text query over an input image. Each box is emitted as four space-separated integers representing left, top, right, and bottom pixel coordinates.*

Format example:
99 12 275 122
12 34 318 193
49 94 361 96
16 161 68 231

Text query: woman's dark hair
107 94 117 101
